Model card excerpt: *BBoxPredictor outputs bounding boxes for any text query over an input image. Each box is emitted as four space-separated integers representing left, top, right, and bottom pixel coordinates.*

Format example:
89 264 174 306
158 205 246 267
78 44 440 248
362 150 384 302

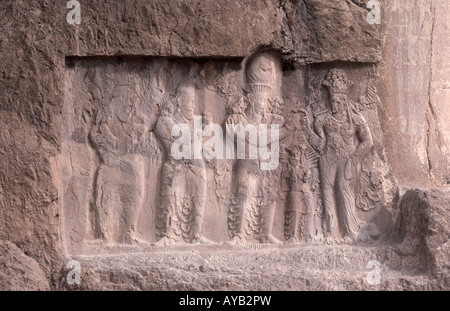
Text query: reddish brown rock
0 0 448 291
0 240 50 291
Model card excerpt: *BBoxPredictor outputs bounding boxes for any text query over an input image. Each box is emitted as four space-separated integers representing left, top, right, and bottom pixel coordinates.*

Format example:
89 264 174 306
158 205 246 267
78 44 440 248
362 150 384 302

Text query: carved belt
165 157 205 168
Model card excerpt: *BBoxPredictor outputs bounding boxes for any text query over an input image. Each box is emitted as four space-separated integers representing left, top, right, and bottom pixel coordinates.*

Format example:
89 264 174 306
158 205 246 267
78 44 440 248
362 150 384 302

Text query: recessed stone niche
62 52 397 256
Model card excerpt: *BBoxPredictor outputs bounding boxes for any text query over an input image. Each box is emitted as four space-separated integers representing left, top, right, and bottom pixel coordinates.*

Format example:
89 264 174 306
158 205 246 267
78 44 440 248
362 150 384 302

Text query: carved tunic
314 110 372 167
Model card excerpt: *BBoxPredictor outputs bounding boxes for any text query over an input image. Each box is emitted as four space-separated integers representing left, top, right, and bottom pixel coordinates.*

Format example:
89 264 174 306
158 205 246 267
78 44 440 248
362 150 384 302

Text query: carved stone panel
63 53 396 254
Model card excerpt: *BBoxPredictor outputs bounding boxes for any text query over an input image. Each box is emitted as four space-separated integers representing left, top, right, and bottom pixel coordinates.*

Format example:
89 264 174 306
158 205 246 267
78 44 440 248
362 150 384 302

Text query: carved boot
192 235 214 245
226 235 247 245
286 236 302 244
261 234 282 245
152 235 178 247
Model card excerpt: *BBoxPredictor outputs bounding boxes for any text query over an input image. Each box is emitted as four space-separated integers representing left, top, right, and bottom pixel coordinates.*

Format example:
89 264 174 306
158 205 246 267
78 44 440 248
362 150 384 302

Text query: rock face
399 189 450 281
0 241 50 291
0 0 448 291
378 0 450 186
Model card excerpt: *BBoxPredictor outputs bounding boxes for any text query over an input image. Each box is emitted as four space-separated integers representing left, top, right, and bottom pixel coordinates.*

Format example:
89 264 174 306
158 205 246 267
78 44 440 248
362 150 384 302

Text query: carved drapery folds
225 52 283 245
63 55 390 253
301 69 382 244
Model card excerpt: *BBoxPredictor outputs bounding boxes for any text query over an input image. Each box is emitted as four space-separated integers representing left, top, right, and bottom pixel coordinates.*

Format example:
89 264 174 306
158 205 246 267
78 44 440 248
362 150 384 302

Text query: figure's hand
299 109 311 129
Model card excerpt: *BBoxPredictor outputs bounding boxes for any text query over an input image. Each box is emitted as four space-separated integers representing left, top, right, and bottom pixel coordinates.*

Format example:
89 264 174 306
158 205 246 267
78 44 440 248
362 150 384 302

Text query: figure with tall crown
226 52 283 244
301 69 374 243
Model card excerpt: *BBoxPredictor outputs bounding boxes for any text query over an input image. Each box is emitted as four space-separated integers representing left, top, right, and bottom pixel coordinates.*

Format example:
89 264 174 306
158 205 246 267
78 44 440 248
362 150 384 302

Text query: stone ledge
58 243 448 291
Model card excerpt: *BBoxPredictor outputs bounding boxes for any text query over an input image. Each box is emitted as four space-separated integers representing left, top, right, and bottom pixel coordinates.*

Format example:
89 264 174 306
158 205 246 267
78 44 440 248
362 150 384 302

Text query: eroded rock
0 240 50 291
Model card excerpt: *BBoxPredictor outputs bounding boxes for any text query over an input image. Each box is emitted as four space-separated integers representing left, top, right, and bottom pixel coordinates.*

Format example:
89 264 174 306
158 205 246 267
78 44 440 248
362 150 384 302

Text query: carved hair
157 98 174 116
323 69 353 96
175 81 195 98
268 96 284 114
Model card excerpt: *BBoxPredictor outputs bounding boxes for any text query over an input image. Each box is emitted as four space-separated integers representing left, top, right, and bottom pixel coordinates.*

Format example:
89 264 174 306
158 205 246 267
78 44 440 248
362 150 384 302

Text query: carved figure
226 52 282 244
281 109 321 243
302 69 374 243
89 91 147 244
153 83 212 246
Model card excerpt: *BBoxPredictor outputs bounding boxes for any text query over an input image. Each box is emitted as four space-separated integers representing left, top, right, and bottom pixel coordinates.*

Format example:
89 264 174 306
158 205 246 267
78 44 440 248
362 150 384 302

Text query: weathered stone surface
58 0 382 63
0 0 448 291
282 0 382 63
0 0 385 279
399 189 450 280
60 244 446 291
0 111 63 273
0 240 50 291
378 0 450 187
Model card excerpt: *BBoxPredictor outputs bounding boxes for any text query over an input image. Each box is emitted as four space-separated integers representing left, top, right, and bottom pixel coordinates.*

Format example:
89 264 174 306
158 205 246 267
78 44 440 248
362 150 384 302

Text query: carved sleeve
305 117 325 154
353 115 374 159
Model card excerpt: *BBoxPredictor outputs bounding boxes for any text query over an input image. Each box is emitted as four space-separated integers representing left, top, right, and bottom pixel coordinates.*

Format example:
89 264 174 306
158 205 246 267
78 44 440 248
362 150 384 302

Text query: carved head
323 69 353 113
330 93 348 114
236 96 248 113
246 52 278 94
237 96 248 110
175 83 195 121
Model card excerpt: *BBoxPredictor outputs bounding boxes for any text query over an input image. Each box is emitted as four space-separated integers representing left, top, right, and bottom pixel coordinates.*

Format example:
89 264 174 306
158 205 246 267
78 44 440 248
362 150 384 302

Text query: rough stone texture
399 189 449 281
60 244 445 291
0 111 62 274
0 0 448 291
59 0 382 63
0 0 385 275
378 0 450 187
281 0 382 63
0 240 50 291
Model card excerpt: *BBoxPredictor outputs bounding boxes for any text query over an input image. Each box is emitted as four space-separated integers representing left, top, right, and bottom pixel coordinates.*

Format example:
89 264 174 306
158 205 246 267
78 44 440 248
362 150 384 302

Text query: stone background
0 0 448 289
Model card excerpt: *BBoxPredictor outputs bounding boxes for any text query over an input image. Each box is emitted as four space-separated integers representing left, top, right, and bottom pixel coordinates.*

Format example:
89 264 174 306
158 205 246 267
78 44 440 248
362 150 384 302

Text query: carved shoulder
155 116 176 141
353 113 373 146
352 112 367 126
313 110 328 126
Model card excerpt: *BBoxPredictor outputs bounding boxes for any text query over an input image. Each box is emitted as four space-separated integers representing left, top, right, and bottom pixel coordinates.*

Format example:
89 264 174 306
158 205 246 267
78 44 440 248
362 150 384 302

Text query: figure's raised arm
353 114 374 160
301 111 325 154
